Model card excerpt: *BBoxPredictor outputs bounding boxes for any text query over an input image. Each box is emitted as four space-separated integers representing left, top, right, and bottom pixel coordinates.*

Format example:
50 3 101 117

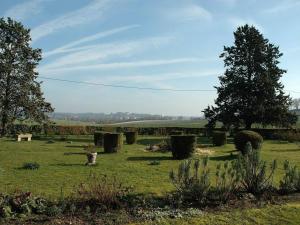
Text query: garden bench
17 133 32 142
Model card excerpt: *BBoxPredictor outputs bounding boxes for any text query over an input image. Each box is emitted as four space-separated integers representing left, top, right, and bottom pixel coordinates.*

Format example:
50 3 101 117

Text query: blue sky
1 0 300 116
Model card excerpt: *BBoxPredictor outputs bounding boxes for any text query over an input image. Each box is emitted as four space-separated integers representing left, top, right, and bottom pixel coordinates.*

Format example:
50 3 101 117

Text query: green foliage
94 131 104 146
274 130 300 142
125 131 138 144
203 24 296 129
279 160 300 194
0 17 53 136
170 135 196 159
103 133 123 153
233 142 277 195
234 130 263 154
22 162 40 170
212 131 227 146
169 158 210 206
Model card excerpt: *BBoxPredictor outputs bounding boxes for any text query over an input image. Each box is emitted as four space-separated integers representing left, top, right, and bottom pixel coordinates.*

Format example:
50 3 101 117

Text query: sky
1 0 300 116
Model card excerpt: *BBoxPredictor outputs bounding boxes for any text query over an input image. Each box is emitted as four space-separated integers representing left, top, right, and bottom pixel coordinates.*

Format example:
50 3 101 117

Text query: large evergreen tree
204 24 297 129
0 18 53 136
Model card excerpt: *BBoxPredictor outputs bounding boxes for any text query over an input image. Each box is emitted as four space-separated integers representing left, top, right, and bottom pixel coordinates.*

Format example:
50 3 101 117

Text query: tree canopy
0 17 53 136
204 24 297 129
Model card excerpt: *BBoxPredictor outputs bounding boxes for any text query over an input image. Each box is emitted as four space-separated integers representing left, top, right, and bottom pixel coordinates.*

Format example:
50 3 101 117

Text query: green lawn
0 135 300 199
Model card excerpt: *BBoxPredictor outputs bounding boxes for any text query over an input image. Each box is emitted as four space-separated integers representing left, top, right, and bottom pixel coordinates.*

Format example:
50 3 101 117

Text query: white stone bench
17 133 32 142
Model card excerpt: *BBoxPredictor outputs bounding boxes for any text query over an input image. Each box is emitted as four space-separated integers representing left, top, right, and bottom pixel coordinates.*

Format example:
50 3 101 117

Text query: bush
212 131 227 146
94 131 104 147
169 158 210 206
234 130 263 154
74 174 132 211
103 133 123 153
170 135 196 159
22 162 40 170
274 131 300 142
279 160 300 194
233 142 277 195
124 131 138 144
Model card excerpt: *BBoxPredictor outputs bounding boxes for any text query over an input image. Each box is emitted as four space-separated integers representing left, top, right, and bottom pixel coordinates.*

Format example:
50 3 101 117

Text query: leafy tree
292 98 300 110
204 24 297 129
0 18 53 136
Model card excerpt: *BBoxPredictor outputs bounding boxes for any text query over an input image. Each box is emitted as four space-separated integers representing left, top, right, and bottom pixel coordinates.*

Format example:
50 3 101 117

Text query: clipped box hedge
94 131 104 147
124 131 138 144
212 131 227 146
170 135 197 159
103 133 123 153
234 130 263 154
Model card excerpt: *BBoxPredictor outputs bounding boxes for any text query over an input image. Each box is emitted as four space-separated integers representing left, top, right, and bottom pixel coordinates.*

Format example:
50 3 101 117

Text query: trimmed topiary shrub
124 131 138 144
103 133 123 153
94 131 104 147
234 130 263 154
212 131 227 146
170 135 196 159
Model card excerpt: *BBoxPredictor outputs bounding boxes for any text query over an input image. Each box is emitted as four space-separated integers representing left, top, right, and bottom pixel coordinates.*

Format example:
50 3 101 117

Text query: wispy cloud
41 36 173 70
263 0 300 14
4 0 47 21
165 4 212 22
43 25 140 57
31 0 112 42
228 17 264 33
40 58 203 75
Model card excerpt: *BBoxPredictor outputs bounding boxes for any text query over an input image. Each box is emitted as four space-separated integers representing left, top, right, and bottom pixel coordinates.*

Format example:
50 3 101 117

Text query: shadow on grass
137 138 166 146
209 154 237 161
270 148 300 153
127 156 173 161
65 145 87 148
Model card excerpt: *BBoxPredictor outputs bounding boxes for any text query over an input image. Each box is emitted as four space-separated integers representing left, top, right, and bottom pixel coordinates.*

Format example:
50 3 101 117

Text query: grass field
0 135 300 199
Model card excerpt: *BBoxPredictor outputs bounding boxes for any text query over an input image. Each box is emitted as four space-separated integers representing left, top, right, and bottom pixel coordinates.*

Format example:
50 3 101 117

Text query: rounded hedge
125 131 138 144
103 133 123 153
170 135 196 159
234 130 263 154
212 131 227 146
94 131 104 147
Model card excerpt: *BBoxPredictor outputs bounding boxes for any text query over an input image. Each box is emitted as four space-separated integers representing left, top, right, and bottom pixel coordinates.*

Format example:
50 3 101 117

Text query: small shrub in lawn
279 160 300 194
212 131 227 146
103 133 123 153
169 158 210 206
94 131 104 147
234 130 263 154
22 162 40 170
233 142 277 195
170 135 196 159
74 174 132 211
124 131 138 144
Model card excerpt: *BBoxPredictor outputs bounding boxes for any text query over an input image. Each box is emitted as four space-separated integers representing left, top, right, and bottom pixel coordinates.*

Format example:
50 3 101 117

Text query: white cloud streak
31 0 112 42
40 58 202 75
165 4 212 22
43 24 140 57
4 0 47 21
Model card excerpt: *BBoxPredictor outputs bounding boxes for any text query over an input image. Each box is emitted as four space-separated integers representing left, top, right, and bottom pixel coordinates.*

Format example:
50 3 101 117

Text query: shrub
274 131 300 142
279 160 300 194
169 158 210 206
170 135 196 159
94 131 104 147
74 174 132 211
103 133 123 153
212 131 227 146
234 130 263 154
233 142 277 195
124 131 138 144
22 162 40 170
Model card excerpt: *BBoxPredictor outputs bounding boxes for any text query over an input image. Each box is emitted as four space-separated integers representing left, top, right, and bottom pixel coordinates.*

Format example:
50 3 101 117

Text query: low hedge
212 131 227 146
170 135 196 159
94 132 104 147
234 130 263 154
103 133 123 153
124 131 138 144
